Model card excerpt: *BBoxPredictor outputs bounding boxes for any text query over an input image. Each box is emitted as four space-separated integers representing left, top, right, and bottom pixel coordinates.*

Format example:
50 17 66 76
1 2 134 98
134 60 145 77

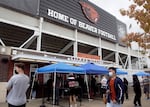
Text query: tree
120 0 150 53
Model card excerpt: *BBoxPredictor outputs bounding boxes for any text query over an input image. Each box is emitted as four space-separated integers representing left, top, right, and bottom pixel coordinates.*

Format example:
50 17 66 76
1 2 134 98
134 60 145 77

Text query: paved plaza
0 89 149 107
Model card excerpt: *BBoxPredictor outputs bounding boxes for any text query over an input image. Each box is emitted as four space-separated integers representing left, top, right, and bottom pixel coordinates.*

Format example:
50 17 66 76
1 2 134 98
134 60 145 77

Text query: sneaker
75 104 77 107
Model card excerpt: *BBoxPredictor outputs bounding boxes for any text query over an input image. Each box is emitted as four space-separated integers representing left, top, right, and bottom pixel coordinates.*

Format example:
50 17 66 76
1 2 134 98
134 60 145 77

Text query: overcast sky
89 0 143 33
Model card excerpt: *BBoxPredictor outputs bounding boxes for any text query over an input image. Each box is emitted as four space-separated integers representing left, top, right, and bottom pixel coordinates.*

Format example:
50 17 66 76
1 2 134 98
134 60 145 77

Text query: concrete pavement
0 90 149 107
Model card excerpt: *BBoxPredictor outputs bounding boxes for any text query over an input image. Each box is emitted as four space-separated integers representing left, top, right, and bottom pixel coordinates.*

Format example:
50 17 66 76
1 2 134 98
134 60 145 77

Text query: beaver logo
79 1 99 24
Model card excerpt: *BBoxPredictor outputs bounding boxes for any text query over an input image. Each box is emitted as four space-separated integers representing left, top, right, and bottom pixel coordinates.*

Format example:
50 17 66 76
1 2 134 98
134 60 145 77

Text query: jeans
55 88 59 105
8 103 26 107
106 101 122 107
32 90 36 99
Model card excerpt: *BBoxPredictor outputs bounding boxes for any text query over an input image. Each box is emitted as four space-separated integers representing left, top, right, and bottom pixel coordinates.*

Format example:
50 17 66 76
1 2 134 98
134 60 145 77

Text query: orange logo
79 1 99 24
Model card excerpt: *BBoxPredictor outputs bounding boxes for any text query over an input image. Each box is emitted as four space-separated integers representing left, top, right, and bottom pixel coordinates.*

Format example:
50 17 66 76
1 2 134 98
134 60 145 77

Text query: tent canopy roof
133 71 150 76
116 69 128 75
37 62 85 74
80 63 108 74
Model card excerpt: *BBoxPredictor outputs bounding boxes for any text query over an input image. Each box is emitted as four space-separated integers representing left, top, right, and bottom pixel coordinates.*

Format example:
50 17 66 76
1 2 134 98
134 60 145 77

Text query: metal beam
121 55 128 60
59 41 74 54
0 38 6 46
36 17 43 51
73 29 78 57
103 52 115 60
19 31 39 48
23 36 37 48
118 54 125 67
88 48 98 54
124 56 129 69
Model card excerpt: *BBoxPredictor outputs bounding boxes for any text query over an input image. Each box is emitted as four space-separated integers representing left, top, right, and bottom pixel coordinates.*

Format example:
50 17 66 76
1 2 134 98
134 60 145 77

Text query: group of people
6 63 149 107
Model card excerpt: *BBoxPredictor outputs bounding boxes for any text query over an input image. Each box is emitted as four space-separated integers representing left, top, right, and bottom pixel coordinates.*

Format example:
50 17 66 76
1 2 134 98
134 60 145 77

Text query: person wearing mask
133 75 142 107
6 63 29 107
123 78 128 100
106 67 124 107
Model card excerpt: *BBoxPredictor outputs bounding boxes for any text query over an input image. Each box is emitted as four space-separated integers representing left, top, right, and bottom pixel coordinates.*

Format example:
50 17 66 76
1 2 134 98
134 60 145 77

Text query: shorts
144 87 149 93
69 87 76 96
101 88 107 94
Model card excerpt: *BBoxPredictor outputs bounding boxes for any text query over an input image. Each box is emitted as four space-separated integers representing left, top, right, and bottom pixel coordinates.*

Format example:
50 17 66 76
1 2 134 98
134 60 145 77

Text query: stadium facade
0 0 147 83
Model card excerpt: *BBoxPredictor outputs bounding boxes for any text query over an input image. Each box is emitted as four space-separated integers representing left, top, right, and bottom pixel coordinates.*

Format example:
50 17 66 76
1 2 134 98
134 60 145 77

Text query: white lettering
98 29 116 40
48 9 69 23
78 21 97 33
70 18 77 25
47 8 117 41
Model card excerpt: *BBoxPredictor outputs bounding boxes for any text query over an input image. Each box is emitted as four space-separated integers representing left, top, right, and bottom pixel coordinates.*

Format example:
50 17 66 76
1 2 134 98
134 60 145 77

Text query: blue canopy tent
80 63 108 100
37 62 85 74
80 63 109 74
116 69 128 75
133 71 150 76
30 62 85 106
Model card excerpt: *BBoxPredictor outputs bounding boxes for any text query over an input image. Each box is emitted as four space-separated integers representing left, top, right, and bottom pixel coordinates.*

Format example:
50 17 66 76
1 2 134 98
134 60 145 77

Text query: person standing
6 63 29 107
143 76 149 99
123 78 128 100
68 74 77 107
91 76 96 97
106 67 124 107
101 75 108 104
31 77 39 99
77 75 85 101
54 75 61 105
46 75 53 101
133 75 142 107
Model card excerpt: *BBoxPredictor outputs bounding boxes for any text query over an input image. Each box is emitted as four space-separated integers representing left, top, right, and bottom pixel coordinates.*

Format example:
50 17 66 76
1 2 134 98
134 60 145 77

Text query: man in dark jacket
106 67 124 107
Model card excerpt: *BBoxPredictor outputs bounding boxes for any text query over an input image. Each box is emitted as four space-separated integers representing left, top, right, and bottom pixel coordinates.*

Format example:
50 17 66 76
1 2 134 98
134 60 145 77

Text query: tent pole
29 72 37 101
53 72 56 106
84 74 90 101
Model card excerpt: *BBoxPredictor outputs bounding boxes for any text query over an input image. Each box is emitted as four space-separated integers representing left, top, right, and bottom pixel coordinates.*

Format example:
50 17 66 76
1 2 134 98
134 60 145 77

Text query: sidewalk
0 91 149 107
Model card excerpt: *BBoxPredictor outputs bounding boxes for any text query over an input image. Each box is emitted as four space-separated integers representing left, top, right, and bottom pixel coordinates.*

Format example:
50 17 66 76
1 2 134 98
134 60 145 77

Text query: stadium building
0 0 148 100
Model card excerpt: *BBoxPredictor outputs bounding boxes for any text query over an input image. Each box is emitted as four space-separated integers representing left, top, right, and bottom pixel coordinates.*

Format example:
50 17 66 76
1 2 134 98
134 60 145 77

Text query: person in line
143 76 149 99
123 77 128 100
77 75 85 101
54 75 61 105
31 77 39 99
133 75 142 107
95 75 101 94
68 74 77 107
46 75 53 101
101 75 108 104
91 76 96 97
6 63 29 107
106 67 124 107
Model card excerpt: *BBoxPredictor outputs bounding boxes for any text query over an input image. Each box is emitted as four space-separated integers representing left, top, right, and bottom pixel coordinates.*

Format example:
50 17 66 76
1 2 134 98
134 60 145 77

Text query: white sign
47 8 116 41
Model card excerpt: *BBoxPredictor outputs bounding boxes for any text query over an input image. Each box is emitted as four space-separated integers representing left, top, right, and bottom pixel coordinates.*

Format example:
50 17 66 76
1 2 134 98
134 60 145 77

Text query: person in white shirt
101 75 108 104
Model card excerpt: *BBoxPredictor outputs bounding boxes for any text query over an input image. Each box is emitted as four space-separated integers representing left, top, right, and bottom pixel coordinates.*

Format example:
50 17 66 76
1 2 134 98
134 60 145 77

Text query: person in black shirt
91 76 96 97
133 75 142 107
46 76 53 101
77 75 84 98
123 78 128 100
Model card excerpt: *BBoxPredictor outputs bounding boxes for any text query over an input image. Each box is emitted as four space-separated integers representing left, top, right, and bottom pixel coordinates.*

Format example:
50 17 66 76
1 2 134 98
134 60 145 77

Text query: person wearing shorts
68 74 77 107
